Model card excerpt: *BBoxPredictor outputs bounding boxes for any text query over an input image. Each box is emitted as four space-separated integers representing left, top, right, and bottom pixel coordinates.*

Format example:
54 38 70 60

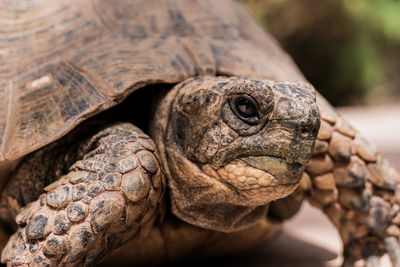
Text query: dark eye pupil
229 94 260 125
237 98 256 118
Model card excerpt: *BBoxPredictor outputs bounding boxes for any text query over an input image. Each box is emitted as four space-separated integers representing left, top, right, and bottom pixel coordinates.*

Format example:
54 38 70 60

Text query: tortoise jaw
200 156 302 206
240 155 289 172
240 155 305 185
203 155 304 193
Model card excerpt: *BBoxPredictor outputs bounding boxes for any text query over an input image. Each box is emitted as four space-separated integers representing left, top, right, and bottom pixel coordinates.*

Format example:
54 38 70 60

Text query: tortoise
0 0 400 266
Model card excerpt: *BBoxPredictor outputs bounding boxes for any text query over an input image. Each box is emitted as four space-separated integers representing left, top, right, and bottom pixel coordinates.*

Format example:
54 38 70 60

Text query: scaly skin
2 77 400 266
2 77 319 266
1 123 165 266
302 96 400 266
153 77 319 232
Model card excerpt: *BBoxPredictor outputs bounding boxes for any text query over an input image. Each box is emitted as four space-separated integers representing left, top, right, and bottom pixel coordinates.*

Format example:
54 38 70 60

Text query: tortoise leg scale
1 123 165 266
303 97 400 266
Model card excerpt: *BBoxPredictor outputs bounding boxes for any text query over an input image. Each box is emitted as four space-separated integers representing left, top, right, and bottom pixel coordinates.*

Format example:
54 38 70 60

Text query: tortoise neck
173 204 269 233
170 183 269 233
163 145 269 232
151 79 270 232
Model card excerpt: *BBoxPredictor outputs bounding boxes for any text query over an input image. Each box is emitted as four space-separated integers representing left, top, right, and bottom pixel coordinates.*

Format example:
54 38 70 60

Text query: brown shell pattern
0 0 303 162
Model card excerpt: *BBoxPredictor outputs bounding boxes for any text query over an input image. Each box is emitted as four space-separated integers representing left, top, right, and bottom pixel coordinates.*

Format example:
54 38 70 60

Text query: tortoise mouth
202 155 304 191
240 155 304 185
240 155 289 173
200 155 303 206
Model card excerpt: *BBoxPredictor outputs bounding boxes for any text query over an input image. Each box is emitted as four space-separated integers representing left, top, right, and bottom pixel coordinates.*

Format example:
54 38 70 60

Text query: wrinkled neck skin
151 77 320 232
152 84 267 232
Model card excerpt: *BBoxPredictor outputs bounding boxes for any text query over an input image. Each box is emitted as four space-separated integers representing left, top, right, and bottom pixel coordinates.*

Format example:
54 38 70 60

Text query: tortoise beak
240 155 304 185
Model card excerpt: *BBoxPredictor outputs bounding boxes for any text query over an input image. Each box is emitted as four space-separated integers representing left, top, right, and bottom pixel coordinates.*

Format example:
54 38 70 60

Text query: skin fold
1 77 320 266
0 77 399 267
155 77 319 232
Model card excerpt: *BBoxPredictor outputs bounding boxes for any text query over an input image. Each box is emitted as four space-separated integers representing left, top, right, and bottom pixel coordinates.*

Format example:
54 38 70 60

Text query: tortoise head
152 77 320 232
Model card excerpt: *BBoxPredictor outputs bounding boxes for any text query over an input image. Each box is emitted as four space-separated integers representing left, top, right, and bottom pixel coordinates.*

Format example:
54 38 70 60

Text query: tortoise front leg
304 98 400 266
1 123 165 266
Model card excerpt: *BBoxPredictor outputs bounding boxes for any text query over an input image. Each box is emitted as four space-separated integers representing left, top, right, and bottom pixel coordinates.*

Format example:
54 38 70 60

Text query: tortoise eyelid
228 94 260 125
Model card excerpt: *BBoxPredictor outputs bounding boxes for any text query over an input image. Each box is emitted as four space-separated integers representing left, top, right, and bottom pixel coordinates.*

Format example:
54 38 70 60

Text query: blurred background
239 0 400 106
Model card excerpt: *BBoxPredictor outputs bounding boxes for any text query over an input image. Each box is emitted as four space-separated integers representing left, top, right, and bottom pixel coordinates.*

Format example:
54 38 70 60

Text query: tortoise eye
229 95 260 125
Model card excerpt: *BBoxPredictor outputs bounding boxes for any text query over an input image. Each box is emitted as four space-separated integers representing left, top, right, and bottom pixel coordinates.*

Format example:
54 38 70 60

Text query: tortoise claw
341 254 357 267
364 242 381 267
364 242 380 267
385 237 400 267
366 256 380 267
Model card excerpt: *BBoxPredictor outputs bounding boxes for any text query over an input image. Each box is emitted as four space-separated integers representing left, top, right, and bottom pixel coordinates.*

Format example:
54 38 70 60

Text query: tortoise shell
0 0 304 162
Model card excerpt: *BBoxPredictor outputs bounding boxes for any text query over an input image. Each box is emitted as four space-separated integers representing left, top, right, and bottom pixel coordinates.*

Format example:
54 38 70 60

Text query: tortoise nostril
300 125 318 137
301 127 309 136
312 126 319 137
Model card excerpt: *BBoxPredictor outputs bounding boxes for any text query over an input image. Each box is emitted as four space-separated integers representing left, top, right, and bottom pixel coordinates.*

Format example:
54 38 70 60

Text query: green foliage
343 0 400 41
239 0 400 105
